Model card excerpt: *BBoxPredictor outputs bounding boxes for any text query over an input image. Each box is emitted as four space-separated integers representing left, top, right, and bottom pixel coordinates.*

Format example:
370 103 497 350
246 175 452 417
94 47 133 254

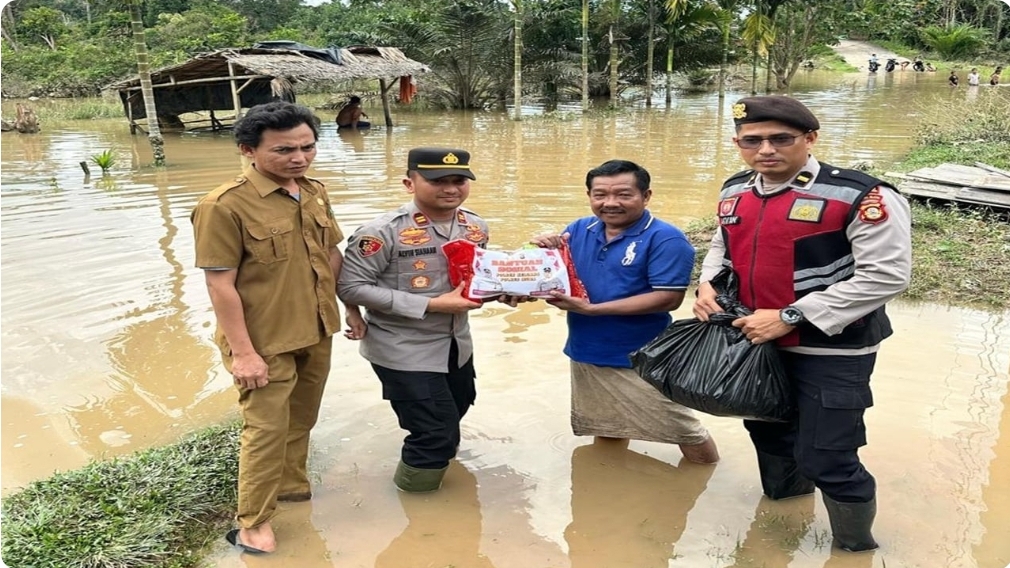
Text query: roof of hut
107 45 429 91
107 45 428 124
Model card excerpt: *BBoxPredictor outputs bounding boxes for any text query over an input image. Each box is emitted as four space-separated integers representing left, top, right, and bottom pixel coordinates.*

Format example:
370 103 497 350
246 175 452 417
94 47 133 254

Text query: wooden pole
120 74 270 91
228 61 243 121
379 78 393 128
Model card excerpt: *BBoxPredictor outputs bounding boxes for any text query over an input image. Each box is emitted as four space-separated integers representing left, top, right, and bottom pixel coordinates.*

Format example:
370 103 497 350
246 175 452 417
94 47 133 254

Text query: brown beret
732 95 820 132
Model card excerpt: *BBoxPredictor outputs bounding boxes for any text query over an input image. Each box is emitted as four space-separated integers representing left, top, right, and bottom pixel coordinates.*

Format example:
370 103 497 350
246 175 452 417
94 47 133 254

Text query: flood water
2 70 1008 567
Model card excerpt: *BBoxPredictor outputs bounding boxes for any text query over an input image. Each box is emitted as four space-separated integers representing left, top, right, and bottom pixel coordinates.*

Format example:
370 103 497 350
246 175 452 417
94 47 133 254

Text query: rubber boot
393 461 448 493
755 450 815 500
822 495 879 552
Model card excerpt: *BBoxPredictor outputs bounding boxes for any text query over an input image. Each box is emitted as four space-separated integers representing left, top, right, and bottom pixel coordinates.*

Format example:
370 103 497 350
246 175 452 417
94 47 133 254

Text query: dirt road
833 39 905 70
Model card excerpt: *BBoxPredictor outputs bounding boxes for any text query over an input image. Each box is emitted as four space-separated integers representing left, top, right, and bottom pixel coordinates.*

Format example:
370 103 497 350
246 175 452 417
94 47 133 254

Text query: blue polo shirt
563 211 695 368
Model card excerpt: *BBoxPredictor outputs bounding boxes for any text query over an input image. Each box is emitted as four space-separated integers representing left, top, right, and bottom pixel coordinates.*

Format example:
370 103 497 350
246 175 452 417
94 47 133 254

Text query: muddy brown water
2 71 1008 567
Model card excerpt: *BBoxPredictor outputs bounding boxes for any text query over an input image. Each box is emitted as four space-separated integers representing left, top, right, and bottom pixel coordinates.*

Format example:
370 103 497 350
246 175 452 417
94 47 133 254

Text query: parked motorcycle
868 59 880 73
885 58 897 72
913 59 925 72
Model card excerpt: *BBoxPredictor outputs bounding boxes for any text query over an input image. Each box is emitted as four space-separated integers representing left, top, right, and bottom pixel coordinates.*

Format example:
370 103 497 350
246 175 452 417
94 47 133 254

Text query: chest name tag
787 198 826 223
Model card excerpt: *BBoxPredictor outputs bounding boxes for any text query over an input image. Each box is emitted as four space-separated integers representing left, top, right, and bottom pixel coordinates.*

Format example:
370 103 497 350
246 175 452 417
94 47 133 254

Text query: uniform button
271 228 279 234
602 247 608 251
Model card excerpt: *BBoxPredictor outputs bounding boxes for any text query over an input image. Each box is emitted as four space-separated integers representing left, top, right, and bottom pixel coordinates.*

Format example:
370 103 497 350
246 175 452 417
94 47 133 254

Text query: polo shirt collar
243 165 314 198
587 210 655 239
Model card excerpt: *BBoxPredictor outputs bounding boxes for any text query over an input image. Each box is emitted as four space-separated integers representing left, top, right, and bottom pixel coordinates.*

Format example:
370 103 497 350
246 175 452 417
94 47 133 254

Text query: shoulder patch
856 188 888 224
355 235 385 257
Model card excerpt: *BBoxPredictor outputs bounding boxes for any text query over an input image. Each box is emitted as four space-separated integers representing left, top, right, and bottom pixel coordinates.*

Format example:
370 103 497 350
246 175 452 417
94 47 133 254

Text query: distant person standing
948 70 959 87
991 66 1002 86
967 68 980 86
336 95 370 130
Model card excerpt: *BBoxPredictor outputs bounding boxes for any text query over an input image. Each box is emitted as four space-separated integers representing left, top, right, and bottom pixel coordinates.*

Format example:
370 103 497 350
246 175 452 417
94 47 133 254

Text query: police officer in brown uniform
693 96 912 553
338 148 488 492
192 102 363 554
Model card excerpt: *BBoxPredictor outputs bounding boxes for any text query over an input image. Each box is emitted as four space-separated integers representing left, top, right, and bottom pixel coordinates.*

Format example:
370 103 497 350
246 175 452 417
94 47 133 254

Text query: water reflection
725 496 816 567
565 440 713 567
376 461 495 568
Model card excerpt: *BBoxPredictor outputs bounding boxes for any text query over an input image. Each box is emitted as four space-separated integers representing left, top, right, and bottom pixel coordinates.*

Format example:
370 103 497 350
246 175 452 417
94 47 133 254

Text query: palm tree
582 0 590 112
741 4 774 95
511 0 523 120
662 0 722 105
128 0 165 166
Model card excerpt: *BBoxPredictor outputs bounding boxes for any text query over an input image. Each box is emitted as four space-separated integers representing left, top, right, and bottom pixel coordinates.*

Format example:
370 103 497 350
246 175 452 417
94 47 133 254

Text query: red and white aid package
442 240 588 302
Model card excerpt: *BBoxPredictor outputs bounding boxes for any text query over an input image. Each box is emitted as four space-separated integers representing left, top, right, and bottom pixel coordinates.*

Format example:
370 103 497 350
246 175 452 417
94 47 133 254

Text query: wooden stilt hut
106 45 429 132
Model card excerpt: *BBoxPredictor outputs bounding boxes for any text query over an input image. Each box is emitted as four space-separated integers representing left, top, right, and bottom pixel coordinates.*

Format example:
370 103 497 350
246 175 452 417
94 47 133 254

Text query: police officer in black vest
693 95 912 553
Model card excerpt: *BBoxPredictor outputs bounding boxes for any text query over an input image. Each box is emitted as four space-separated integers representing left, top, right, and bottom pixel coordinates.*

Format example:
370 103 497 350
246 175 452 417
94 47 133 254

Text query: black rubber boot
393 461 448 493
822 495 879 552
756 450 815 500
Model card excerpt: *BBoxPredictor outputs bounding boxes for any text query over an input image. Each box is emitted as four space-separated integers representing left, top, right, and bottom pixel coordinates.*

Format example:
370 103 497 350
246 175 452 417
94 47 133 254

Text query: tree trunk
645 0 654 107
513 0 523 121
129 0 165 166
1 4 18 52
609 25 619 107
665 45 673 106
751 0 760 95
719 16 730 99
581 0 589 112
765 50 773 92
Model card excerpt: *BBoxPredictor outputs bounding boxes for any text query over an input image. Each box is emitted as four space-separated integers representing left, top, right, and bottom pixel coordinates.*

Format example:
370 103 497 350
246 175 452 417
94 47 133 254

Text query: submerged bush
915 89 1010 146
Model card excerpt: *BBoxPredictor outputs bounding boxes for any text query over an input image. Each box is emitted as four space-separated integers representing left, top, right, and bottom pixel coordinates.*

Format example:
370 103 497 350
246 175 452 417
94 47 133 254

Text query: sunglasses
735 132 810 149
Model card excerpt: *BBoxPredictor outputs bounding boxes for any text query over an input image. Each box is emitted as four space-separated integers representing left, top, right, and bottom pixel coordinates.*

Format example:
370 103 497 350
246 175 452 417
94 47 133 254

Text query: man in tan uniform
338 147 488 493
192 101 362 554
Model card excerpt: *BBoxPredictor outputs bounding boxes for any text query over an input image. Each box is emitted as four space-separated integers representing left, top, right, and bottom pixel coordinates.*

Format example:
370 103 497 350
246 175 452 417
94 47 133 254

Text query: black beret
732 95 820 132
407 147 476 180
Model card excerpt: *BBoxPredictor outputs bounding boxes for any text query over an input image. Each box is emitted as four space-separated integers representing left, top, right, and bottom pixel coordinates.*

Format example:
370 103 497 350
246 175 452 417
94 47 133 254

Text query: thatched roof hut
107 45 429 132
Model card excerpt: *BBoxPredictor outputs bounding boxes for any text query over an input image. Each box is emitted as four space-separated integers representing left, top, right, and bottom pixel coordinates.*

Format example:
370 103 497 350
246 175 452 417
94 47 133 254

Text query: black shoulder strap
722 169 755 188
816 163 896 192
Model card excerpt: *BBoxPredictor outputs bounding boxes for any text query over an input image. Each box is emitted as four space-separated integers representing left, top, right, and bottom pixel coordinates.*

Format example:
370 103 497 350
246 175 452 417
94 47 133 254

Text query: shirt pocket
313 211 335 250
245 219 294 264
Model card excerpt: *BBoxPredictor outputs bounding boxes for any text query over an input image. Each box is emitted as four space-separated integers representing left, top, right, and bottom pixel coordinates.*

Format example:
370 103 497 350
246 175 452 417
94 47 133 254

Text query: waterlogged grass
1 422 240 568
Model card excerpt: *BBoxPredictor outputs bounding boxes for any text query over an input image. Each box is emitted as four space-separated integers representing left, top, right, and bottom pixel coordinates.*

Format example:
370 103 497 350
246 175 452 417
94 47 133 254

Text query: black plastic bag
629 270 793 422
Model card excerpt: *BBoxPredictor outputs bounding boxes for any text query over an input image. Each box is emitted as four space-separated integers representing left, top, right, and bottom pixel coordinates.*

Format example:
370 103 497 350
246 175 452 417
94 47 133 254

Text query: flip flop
225 529 270 555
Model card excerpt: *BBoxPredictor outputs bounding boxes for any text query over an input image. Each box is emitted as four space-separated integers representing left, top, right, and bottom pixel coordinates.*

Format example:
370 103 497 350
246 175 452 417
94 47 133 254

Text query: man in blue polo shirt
532 159 719 463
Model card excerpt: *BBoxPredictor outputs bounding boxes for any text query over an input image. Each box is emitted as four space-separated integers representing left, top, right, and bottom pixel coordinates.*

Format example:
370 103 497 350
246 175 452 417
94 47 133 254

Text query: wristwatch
779 306 806 326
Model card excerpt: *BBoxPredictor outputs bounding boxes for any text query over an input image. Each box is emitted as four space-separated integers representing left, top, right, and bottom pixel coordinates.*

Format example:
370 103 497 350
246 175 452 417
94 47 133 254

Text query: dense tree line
1 0 1006 104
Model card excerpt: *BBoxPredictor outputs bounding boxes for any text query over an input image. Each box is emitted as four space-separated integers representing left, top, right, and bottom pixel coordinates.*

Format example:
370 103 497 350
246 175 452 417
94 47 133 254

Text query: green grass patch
817 54 859 72
1 422 240 568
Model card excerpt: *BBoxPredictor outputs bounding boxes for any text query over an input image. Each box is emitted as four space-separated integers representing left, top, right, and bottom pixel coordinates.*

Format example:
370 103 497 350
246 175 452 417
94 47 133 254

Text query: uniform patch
356 235 384 257
412 259 427 270
413 213 430 226
857 188 888 224
410 275 431 289
456 210 468 224
399 227 432 246
465 224 487 243
719 215 741 225
787 198 826 223
719 196 740 217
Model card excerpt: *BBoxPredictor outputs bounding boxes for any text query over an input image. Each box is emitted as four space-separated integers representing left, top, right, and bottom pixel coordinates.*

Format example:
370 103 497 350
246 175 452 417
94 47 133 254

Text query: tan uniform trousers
224 337 332 528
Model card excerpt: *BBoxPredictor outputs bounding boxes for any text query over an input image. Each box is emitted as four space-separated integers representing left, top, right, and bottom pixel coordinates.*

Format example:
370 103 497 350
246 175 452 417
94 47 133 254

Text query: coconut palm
920 24 989 60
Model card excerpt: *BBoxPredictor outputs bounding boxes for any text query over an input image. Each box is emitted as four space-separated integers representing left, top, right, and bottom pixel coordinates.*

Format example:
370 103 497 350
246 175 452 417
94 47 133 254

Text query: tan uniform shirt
192 165 343 356
700 156 912 355
337 202 490 373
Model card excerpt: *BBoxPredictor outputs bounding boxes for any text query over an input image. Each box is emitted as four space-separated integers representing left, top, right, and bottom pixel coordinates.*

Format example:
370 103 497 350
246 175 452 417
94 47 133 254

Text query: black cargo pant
371 340 477 469
744 352 877 503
